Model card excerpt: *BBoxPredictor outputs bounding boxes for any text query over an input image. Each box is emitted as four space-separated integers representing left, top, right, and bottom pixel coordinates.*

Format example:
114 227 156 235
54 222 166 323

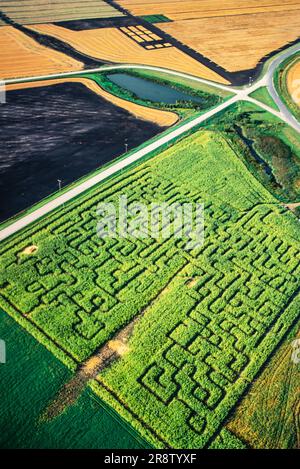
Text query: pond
107 73 204 105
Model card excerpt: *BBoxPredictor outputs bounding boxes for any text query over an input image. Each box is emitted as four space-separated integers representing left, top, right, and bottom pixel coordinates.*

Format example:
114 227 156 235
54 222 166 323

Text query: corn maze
0 130 299 448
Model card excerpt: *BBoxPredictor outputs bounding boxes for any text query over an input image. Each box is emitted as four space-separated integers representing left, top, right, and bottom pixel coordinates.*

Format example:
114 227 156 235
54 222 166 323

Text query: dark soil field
54 16 137 31
0 82 164 223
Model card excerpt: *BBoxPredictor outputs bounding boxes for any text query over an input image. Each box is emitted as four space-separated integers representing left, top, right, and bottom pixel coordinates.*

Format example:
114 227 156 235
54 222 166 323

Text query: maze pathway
0 130 299 448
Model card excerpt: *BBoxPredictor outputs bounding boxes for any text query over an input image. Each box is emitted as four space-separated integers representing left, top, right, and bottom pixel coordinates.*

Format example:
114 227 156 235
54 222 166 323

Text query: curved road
248 43 300 133
0 43 299 242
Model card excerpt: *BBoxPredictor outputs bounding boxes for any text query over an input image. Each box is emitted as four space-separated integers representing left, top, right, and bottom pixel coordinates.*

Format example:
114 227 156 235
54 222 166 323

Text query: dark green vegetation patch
207 102 300 204
140 14 172 24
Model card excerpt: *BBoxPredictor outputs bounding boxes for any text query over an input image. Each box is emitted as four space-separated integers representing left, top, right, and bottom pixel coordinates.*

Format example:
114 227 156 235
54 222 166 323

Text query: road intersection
0 43 299 242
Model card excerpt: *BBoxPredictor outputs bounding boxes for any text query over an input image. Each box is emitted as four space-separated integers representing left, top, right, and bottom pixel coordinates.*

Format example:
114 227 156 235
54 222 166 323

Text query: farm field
0 25 83 79
0 309 147 449
0 0 123 24
205 101 300 204
0 128 299 447
0 78 170 222
7 78 178 126
29 23 228 83
287 59 300 108
119 0 300 72
227 317 300 449
1 0 300 454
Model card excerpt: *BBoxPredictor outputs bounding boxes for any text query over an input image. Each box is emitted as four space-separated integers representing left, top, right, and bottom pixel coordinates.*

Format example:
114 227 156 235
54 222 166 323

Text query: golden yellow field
287 61 300 107
7 78 178 127
227 329 300 448
0 26 83 79
119 0 300 72
119 0 300 19
30 24 229 84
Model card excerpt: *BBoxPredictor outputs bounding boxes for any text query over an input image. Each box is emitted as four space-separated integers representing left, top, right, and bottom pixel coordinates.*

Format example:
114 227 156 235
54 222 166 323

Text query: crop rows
30 23 228 83
0 26 82 80
0 130 299 447
119 0 300 72
0 1 123 25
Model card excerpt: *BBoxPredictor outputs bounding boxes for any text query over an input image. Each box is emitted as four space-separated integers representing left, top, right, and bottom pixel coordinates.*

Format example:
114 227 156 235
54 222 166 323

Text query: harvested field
287 60 300 106
0 80 168 221
30 24 229 83
119 0 300 72
119 0 300 20
0 0 123 25
0 26 82 79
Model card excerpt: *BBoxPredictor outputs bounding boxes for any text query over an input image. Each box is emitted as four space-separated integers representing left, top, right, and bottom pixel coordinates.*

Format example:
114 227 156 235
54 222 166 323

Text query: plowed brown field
7 78 178 126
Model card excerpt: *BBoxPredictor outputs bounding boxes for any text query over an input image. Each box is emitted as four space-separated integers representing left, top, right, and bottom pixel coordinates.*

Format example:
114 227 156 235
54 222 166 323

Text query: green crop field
206 101 300 204
0 0 123 25
140 14 172 24
0 309 147 449
0 128 299 448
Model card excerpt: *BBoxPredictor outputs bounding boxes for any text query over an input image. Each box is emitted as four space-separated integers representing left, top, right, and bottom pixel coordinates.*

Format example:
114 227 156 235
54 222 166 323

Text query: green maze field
0 130 299 448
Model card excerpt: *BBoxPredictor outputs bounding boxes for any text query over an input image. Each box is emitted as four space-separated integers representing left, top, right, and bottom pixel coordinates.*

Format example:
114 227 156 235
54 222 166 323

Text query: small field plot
119 0 300 72
0 26 82 79
0 0 123 25
0 129 299 448
30 23 229 83
0 79 169 222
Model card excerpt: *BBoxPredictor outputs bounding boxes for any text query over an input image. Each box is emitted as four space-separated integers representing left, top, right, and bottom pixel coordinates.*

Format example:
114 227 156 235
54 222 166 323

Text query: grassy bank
249 86 279 111
275 53 300 121
206 101 300 204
